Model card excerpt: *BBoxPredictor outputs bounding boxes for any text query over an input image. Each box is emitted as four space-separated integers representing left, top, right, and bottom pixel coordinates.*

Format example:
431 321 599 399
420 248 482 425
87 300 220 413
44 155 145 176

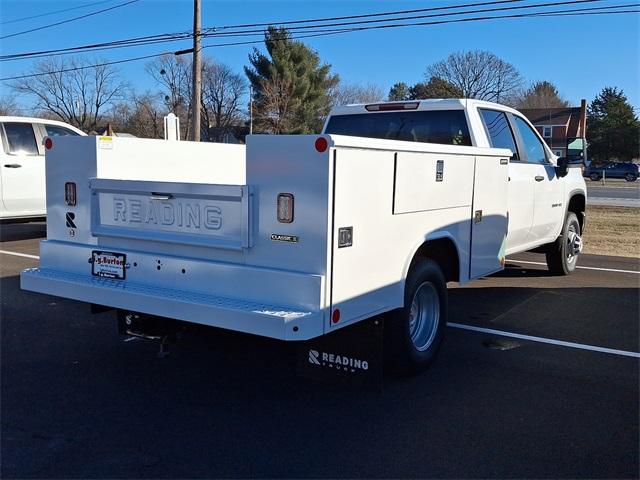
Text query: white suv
0 116 85 221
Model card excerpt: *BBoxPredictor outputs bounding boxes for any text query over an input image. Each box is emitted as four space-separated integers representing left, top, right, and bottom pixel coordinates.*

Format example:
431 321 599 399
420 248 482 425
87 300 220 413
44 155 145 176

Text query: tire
384 259 447 374
625 173 637 182
545 212 582 276
590 173 600 181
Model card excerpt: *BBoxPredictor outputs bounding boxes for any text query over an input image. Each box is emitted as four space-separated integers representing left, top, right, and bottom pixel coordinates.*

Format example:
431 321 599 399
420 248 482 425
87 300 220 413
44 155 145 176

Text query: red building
520 99 587 158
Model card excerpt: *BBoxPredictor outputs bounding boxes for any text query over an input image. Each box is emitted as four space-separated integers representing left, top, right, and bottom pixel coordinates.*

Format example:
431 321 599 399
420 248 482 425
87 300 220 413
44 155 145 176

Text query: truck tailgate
90 178 252 250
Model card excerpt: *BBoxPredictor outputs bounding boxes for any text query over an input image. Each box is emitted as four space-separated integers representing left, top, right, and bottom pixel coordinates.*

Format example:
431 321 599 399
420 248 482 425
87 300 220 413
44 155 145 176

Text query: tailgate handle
3 163 21 168
150 193 173 201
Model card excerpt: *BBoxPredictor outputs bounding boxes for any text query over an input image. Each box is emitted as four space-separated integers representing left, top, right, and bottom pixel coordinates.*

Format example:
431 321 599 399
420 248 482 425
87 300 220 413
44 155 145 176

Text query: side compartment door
478 108 533 252
0 122 45 214
469 155 509 278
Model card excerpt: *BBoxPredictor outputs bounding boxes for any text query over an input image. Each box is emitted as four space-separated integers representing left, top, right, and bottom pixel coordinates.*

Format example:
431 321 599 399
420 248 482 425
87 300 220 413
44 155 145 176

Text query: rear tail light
277 193 294 223
65 182 76 206
315 137 328 152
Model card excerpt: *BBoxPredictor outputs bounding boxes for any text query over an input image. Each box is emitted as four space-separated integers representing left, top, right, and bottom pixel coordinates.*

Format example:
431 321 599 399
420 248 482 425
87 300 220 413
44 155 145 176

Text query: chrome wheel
408 282 440 352
566 222 582 266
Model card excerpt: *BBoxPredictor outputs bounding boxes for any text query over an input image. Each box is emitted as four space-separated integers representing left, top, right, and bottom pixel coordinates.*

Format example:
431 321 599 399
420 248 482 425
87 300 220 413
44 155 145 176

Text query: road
587 179 640 207
1 222 638 479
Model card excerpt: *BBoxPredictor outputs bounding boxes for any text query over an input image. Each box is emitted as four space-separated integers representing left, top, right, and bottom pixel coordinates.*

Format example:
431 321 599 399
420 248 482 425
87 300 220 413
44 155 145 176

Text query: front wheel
625 173 637 182
384 259 447 374
590 173 601 181
546 212 582 275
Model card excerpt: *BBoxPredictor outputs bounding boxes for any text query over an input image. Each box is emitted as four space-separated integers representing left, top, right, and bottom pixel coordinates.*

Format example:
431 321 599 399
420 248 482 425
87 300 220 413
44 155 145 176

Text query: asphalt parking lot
1 222 639 479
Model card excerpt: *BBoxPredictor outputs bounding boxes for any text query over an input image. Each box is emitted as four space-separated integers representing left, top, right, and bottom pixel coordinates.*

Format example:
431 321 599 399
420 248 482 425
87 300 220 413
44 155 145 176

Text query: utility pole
191 0 202 142
249 84 253 135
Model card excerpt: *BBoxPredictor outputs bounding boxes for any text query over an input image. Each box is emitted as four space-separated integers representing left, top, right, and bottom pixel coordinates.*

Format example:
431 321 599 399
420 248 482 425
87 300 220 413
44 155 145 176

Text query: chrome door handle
534 175 544 182
3 163 21 168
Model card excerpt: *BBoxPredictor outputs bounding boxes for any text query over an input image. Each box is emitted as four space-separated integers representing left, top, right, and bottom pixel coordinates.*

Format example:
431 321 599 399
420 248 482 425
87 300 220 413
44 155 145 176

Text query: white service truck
21 99 586 372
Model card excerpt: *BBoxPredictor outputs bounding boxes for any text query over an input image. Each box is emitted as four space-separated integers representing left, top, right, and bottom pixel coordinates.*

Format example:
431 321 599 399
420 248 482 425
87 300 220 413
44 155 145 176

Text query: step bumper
21 267 323 340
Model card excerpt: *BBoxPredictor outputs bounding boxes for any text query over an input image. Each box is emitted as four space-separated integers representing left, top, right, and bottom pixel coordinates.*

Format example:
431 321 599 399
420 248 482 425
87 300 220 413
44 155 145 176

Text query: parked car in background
584 161 639 182
0 117 85 221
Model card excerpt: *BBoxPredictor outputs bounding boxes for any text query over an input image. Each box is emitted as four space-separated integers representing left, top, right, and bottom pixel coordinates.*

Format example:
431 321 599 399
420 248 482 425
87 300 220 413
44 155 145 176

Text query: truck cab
0 116 85 222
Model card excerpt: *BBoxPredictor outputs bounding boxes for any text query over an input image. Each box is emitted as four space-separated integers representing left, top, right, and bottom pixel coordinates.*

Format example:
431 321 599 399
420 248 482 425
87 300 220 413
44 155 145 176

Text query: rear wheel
590 173 601 181
546 212 582 275
625 173 637 182
385 259 447 374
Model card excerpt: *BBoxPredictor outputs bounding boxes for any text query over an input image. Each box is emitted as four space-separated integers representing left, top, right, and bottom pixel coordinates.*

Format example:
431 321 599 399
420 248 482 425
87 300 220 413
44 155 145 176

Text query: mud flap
296 317 384 391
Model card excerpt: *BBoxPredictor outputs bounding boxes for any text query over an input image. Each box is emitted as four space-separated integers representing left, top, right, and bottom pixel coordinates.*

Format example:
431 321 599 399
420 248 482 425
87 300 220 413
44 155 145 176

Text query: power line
1 0 527 60
0 4 636 81
2 0 634 62
0 0 141 40
0 0 117 25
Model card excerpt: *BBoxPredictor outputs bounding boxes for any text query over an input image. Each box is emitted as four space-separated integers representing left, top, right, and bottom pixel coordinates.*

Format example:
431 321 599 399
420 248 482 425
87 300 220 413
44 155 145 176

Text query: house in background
520 99 587 158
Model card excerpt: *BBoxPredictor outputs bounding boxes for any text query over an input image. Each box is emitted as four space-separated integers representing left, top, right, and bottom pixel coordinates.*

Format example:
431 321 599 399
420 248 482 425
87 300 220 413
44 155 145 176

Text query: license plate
91 251 126 279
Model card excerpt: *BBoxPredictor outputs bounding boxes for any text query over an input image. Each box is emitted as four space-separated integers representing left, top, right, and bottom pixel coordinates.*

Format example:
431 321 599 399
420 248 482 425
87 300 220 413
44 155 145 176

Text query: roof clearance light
64 182 76 206
365 102 419 112
277 193 294 223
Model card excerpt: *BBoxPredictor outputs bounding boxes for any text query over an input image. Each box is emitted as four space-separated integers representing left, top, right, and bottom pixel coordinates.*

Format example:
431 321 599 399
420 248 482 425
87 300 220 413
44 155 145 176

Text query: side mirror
556 156 569 177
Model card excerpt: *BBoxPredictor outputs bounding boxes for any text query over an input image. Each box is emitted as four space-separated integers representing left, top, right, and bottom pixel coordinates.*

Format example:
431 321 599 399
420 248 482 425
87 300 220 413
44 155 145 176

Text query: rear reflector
365 102 419 112
44 137 53 150
65 182 76 206
277 193 294 223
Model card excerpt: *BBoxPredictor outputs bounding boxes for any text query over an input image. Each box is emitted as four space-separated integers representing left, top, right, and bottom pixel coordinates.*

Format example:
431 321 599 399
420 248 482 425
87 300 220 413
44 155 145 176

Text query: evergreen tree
388 82 411 101
245 27 339 134
388 78 462 101
588 87 640 161
409 77 463 99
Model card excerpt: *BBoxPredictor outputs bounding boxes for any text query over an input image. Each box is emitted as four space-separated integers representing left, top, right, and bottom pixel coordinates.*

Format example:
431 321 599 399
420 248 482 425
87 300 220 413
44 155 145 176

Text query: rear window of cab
324 110 472 146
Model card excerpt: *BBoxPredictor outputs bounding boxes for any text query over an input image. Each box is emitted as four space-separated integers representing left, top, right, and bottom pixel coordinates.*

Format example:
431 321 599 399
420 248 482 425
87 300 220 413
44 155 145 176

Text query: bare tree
146 55 192 139
11 57 126 131
509 81 570 109
105 92 166 138
331 82 385 106
427 50 523 102
0 96 19 116
201 61 247 142
258 74 295 134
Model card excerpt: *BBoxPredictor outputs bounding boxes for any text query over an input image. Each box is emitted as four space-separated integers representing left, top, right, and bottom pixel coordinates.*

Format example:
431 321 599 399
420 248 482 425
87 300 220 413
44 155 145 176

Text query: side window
513 116 547 164
2 122 39 155
479 109 519 159
44 125 79 137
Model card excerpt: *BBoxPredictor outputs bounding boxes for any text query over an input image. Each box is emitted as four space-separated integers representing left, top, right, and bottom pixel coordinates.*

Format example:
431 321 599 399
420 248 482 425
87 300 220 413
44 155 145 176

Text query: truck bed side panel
329 148 473 330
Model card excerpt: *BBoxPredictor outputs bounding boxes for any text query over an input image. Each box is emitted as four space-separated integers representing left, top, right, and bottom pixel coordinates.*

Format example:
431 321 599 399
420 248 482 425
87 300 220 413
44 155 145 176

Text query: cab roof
328 98 521 117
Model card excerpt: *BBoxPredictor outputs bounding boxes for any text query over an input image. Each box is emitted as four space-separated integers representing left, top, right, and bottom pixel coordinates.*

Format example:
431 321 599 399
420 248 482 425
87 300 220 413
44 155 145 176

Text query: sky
0 0 639 114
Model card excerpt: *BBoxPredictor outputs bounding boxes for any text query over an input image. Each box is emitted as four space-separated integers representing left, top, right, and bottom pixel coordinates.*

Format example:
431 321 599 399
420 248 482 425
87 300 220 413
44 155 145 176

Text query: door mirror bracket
555 156 569 177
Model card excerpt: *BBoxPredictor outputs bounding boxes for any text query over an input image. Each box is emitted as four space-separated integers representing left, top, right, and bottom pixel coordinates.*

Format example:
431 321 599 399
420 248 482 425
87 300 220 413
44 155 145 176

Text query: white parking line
0 249 39 260
508 259 639 275
447 322 640 358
